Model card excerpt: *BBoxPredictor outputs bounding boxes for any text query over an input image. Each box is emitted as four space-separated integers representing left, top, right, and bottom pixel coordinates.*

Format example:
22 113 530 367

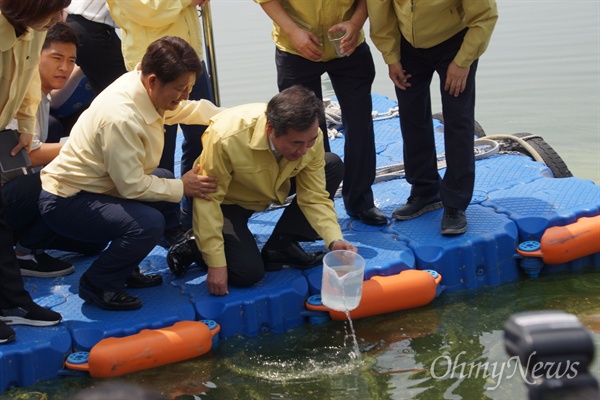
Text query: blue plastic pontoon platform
2 94 599 392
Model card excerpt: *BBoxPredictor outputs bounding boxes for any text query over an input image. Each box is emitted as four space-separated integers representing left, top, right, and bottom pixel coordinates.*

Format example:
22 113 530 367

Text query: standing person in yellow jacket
367 0 498 235
167 86 356 296
0 0 69 344
39 36 220 311
255 0 388 226
106 0 214 230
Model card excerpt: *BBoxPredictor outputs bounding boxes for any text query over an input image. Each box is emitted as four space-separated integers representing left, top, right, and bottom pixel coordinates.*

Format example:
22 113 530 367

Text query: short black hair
141 36 203 84
266 85 325 137
43 21 78 50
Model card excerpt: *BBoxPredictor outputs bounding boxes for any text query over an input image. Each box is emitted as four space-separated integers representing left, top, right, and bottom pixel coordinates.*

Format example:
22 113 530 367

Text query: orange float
306 269 442 321
65 320 220 378
517 215 600 264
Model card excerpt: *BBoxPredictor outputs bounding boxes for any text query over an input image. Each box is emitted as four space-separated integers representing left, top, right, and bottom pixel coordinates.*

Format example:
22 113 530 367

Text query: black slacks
395 29 478 211
0 189 33 308
275 43 377 214
210 152 344 288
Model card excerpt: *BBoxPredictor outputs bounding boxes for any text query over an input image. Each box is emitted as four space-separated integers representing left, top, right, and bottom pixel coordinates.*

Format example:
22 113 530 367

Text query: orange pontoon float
65 320 220 378
517 215 600 277
306 269 442 321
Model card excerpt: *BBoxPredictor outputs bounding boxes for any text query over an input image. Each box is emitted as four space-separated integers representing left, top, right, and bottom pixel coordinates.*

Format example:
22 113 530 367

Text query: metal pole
201 4 220 107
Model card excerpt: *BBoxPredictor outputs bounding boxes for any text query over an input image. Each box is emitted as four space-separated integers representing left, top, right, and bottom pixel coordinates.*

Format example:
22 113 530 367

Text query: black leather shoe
167 229 202 277
392 195 443 221
347 207 388 225
158 225 188 250
441 207 467 236
261 241 325 271
125 266 163 289
0 321 15 344
79 275 142 311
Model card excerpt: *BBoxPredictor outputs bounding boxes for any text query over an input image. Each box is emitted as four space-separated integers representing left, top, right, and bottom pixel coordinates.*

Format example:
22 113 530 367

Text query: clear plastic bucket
320 251 365 311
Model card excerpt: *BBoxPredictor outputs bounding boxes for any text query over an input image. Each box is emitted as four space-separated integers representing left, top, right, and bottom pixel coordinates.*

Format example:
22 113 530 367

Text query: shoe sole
0 335 16 344
346 212 388 226
392 201 443 221
0 315 61 327
79 286 142 311
441 225 468 236
20 265 75 278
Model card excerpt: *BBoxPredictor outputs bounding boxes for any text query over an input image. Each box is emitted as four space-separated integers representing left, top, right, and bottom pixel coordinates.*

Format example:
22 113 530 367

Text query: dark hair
266 85 325 137
0 0 70 35
43 21 78 50
141 36 202 84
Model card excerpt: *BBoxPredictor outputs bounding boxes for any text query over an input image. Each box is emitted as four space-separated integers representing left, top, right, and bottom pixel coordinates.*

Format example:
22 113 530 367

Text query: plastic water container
321 251 365 311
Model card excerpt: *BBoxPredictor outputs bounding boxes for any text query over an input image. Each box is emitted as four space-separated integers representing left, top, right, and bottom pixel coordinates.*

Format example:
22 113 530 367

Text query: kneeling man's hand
207 266 228 296
331 240 357 253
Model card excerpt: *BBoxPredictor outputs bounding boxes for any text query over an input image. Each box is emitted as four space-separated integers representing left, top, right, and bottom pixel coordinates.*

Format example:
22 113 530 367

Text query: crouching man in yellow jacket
168 85 357 296
39 36 221 311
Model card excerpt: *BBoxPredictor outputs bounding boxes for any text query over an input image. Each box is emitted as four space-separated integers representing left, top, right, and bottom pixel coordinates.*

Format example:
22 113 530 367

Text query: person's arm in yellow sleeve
192 128 233 296
445 0 498 97
13 71 42 155
256 0 324 61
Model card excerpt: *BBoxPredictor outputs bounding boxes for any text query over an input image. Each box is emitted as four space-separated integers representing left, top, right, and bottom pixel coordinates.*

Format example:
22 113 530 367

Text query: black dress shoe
167 229 203 277
347 207 388 225
125 266 163 288
261 241 325 271
79 275 142 311
158 225 188 249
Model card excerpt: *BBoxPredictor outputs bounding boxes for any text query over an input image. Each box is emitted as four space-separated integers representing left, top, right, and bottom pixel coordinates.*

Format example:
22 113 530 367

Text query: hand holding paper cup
327 26 347 57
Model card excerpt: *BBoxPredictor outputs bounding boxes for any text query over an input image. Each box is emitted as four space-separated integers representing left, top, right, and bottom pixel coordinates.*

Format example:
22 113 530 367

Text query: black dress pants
0 189 33 309
66 14 127 95
215 152 344 288
395 29 478 211
275 42 377 213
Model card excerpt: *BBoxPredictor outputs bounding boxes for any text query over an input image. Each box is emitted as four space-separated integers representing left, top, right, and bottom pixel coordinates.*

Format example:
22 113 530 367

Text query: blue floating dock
2 94 599 392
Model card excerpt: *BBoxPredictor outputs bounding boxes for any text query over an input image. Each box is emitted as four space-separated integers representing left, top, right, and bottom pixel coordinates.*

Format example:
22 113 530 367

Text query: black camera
504 310 599 400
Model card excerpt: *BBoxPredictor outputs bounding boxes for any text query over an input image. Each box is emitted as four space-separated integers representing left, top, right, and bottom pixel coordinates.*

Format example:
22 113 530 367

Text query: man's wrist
328 239 342 251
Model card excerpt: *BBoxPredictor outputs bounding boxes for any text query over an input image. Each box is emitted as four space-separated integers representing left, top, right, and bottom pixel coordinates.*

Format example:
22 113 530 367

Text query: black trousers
395 29 477 211
275 42 377 214
210 152 344 288
39 169 179 291
66 14 127 95
0 188 33 308
2 172 105 255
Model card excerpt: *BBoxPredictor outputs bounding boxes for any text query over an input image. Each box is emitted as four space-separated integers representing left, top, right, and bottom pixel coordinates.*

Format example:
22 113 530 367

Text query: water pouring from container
320 250 365 312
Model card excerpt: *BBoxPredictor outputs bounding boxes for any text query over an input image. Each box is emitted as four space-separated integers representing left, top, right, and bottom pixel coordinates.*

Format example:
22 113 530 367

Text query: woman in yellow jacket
0 0 69 344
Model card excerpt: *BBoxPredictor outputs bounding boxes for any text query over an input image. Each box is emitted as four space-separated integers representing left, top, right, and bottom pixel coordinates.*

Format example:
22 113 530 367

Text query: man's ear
265 120 273 136
147 74 158 89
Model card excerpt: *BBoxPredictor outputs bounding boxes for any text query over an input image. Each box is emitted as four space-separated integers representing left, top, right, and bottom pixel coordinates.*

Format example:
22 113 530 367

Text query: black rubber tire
508 133 573 178
432 112 486 138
